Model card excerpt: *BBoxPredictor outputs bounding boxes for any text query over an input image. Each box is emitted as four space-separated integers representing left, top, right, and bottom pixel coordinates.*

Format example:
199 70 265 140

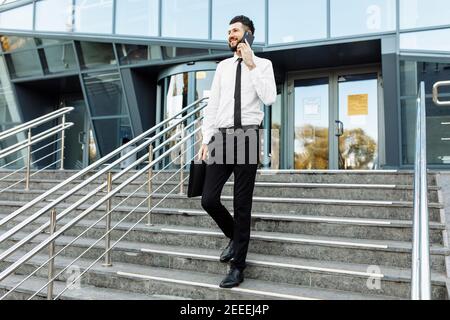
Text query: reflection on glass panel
338 74 378 170
0 36 36 52
116 0 159 36
162 47 209 59
92 117 132 157
195 71 214 100
270 92 282 169
74 0 113 34
425 98 450 165
294 78 329 170
165 73 189 124
400 60 418 96
116 44 162 65
401 98 450 165
401 60 450 96
84 72 128 117
162 0 208 39
77 41 116 69
6 50 42 78
400 0 450 29
401 99 416 165
0 55 24 168
331 0 396 37
36 0 73 32
269 0 327 44
212 0 265 43
43 43 77 74
0 4 33 30
400 28 450 52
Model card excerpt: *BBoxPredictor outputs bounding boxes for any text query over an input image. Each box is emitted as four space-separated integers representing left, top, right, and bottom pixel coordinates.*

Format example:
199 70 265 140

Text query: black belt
218 125 260 134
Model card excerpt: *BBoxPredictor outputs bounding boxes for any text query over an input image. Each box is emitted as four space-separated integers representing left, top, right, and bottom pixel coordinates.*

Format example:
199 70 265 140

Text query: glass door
293 77 330 169
336 73 379 169
62 99 93 169
289 68 382 170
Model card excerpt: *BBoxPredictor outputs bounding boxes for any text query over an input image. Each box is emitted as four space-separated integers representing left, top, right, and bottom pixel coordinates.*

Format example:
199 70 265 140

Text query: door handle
78 131 86 144
335 120 344 137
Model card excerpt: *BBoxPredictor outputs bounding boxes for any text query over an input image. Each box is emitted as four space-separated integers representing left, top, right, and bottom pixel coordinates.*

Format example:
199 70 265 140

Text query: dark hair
122 137 131 144
229 15 255 35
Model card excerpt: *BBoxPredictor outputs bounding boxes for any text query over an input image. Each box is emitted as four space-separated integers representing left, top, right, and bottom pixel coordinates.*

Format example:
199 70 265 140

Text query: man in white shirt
197 15 276 288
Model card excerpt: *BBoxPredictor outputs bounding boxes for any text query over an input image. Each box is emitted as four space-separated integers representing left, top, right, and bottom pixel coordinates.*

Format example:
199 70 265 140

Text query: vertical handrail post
47 208 57 300
147 145 154 226
179 123 185 195
411 81 431 300
60 114 66 170
103 172 113 267
25 129 32 191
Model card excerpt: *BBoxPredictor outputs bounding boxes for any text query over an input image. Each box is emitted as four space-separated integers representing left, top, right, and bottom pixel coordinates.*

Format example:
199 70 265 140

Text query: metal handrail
0 107 73 141
411 81 431 300
0 98 207 235
0 107 74 192
0 98 208 299
432 81 450 107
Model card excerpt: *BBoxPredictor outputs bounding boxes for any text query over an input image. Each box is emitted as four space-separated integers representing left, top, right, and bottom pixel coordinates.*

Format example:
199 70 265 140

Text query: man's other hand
198 144 208 161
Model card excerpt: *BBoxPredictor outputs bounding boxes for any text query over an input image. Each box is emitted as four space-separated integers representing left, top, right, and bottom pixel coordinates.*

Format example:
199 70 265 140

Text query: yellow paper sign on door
348 94 368 116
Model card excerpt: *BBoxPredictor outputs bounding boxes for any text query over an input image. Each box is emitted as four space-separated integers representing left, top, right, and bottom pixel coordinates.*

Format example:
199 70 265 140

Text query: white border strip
140 248 384 279
160 228 389 249
116 271 318 300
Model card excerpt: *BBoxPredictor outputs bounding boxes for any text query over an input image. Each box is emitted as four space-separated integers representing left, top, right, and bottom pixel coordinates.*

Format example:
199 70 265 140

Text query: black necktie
234 58 243 128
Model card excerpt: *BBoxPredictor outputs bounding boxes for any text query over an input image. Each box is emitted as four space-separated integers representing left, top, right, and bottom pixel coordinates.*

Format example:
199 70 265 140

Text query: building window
116 44 162 65
0 4 33 30
268 0 327 44
42 43 78 74
115 0 159 37
5 50 43 78
400 60 450 165
83 72 129 117
76 41 117 70
212 0 265 43
162 0 209 39
74 0 113 34
400 28 450 53
400 0 450 30
35 0 73 32
330 0 396 37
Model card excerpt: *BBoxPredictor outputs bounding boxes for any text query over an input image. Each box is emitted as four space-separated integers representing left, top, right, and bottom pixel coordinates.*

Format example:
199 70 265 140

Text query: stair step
0 274 180 300
0 207 445 244
0 252 400 300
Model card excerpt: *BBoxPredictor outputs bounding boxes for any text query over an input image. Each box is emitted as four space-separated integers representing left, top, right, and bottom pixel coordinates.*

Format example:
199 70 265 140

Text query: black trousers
201 129 260 271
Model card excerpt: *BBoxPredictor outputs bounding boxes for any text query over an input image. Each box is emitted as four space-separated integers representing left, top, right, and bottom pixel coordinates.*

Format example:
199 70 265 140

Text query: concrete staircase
0 169 448 300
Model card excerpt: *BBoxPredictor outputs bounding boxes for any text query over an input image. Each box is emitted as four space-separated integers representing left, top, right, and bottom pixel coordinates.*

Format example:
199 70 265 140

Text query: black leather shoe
219 268 244 288
219 240 234 263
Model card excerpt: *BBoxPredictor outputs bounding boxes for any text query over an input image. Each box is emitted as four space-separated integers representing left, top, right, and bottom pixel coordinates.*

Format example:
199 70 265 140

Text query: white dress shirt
201 53 277 145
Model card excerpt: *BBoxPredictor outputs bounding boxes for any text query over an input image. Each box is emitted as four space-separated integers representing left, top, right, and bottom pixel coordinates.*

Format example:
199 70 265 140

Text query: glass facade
400 28 450 53
400 60 450 165
0 2 449 170
35 0 73 32
74 0 113 34
330 0 396 37
400 0 450 30
269 0 327 44
115 0 159 37
0 4 32 30
212 0 265 43
162 0 208 39
77 41 116 69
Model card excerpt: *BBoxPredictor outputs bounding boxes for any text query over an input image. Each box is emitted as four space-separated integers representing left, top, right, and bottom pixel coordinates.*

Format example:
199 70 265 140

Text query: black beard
228 43 238 52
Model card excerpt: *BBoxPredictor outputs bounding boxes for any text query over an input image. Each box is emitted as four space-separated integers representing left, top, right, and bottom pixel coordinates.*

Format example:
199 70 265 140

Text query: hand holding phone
240 31 255 47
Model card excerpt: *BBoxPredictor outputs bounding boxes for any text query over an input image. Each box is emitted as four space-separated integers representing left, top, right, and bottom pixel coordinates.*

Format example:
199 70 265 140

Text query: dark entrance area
13 75 88 169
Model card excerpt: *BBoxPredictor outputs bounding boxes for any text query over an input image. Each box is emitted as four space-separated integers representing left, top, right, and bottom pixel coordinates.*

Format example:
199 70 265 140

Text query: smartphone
240 31 255 47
